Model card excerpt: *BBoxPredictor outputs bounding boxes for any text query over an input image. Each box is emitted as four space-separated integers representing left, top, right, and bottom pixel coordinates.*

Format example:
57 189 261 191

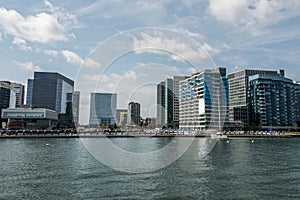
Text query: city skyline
1 1 300 125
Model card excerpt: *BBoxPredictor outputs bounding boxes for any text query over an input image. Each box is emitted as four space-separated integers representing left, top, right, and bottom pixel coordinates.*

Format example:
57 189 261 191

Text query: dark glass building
248 74 300 130
127 102 141 126
228 69 283 128
30 72 74 113
0 83 11 127
89 93 117 126
26 79 34 105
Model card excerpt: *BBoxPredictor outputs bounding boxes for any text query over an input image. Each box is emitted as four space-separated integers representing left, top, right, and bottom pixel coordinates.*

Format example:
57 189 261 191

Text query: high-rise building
0 83 11 127
89 93 117 126
248 74 300 130
179 67 229 130
116 109 127 126
10 82 25 108
157 76 187 128
30 72 74 113
227 69 282 127
0 81 25 108
26 79 34 105
72 91 80 126
127 102 141 126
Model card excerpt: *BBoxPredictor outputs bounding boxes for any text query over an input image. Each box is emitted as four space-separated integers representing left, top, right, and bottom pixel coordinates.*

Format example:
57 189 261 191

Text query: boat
211 131 227 139
210 84 227 139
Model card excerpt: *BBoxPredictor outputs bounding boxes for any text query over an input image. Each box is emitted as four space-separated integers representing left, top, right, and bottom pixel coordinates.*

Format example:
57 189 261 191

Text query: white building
179 68 229 130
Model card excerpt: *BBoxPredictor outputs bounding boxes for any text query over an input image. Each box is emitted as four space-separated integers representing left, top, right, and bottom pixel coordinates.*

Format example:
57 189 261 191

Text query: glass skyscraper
227 69 282 127
179 67 229 130
30 72 74 113
127 102 141 126
248 74 300 130
157 76 187 128
89 93 117 126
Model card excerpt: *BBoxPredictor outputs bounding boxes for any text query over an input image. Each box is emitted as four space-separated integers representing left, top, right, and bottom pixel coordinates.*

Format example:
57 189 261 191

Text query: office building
227 69 283 127
89 93 117 126
0 83 11 127
179 67 229 130
26 79 34 105
248 74 300 130
29 72 74 113
157 76 187 128
127 102 141 126
72 91 80 126
116 109 127 126
2 108 58 130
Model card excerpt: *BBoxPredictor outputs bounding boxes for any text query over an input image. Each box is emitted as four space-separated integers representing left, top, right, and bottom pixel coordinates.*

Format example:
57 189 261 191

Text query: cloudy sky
0 0 300 124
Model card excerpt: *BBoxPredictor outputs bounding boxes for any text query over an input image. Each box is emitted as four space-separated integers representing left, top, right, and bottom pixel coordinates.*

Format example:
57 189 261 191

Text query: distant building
116 109 127 126
26 79 34 106
72 91 80 126
157 76 187 128
0 83 11 127
29 72 74 113
0 81 25 127
179 67 229 130
89 93 117 126
248 74 300 130
227 69 283 128
2 108 58 130
127 102 141 126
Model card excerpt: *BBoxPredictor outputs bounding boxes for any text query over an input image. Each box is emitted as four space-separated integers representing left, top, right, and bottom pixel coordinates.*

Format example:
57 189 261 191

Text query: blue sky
0 0 300 124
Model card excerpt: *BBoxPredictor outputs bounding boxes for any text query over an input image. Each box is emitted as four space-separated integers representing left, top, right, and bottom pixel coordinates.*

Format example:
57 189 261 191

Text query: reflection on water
0 138 299 199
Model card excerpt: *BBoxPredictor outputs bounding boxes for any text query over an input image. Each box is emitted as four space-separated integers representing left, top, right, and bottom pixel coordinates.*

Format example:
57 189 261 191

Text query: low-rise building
1 108 58 130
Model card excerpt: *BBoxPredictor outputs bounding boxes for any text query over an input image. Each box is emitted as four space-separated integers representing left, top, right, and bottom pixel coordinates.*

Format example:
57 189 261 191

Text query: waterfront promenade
1 129 299 138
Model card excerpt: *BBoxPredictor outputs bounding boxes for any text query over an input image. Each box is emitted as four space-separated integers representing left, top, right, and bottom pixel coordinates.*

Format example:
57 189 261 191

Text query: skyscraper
89 93 117 126
72 91 80 126
0 82 11 127
157 76 187 128
127 102 141 126
248 74 300 130
0 81 25 108
26 79 34 106
179 67 229 130
30 72 74 113
227 69 282 127
116 109 127 126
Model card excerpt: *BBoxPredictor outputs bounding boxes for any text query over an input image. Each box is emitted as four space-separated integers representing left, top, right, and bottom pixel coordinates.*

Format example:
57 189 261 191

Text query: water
0 137 299 199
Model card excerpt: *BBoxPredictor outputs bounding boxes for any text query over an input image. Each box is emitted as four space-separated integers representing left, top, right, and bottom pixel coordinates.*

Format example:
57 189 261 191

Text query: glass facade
127 102 141 125
228 69 282 127
31 72 74 113
26 79 34 105
179 67 229 130
156 76 187 128
89 93 117 126
248 74 300 130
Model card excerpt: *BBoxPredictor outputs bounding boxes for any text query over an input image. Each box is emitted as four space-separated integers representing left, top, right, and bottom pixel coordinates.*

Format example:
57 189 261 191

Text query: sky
0 0 300 125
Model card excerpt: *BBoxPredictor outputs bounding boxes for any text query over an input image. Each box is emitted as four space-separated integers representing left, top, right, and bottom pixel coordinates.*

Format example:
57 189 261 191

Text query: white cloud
209 0 300 34
12 37 31 51
61 50 83 65
132 31 219 64
15 61 43 72
61 50 101 68
0 1 80 44
44 50 58 57
84 58 101 68
0 7 66 43
0 32 2 41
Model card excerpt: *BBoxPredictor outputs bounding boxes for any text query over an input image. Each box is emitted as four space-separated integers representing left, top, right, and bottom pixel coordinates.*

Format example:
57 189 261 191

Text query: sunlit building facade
179 68 229 130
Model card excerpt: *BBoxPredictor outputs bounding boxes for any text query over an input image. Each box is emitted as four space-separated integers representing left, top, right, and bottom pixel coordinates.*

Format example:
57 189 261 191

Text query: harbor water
0 137 299 199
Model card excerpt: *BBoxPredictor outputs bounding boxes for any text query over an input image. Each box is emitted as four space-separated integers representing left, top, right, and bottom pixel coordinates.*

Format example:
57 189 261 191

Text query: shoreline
0 133 299 139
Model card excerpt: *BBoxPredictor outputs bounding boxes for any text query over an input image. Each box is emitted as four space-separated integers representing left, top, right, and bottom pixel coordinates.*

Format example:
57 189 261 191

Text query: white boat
210 85 227 139
211 131 227 139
